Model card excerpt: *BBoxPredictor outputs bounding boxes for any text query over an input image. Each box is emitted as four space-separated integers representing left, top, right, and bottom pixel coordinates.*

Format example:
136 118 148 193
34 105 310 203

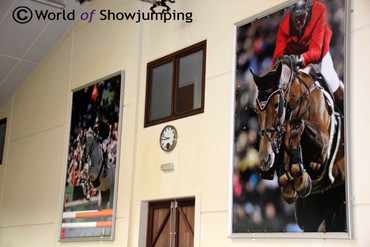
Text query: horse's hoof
296 172 312 198
260 168 274 180
282 191 298 204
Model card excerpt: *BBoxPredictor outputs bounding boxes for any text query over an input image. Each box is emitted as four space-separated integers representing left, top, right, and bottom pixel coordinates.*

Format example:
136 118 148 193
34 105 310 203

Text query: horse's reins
287 67 319 121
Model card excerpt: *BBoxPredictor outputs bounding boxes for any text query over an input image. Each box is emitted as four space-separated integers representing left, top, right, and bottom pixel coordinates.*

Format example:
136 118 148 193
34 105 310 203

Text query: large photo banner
60 72 123 240
232 0 348 236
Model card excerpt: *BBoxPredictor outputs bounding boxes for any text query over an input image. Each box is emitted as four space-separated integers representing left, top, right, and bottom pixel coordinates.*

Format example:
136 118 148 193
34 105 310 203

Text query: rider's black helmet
290 0 313 18
94 120 110 140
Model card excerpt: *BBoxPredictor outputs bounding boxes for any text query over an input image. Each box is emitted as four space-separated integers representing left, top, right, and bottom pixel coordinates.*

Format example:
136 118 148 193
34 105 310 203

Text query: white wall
0 0 369 246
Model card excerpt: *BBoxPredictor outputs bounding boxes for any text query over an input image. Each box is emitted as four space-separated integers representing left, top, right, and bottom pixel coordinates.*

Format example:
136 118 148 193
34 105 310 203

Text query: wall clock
160 125 177 151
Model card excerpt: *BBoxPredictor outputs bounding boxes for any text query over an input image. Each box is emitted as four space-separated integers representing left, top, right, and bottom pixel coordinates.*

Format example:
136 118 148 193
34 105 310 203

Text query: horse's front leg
277 122 298 204
278 151 297 204
289 119 312 198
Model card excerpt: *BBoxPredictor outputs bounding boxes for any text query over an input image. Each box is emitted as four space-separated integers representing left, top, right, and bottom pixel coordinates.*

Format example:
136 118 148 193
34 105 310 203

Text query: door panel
152 208 171 247
147 202 172 247
176 203 195 247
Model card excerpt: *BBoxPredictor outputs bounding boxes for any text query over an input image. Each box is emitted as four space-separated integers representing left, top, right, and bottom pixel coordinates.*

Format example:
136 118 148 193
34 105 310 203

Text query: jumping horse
151 0 175 12
141 0 175 12
81 129 115 210
251 56 346 231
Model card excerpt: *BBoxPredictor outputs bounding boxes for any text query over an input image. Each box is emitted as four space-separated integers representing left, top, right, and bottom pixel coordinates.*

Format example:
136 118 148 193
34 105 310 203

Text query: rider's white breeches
316 52 343 93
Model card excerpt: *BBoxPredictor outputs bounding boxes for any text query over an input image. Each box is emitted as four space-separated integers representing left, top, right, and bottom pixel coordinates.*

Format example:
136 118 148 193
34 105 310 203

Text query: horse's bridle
256 58 295 154
257 87 286 154
256 57 319 155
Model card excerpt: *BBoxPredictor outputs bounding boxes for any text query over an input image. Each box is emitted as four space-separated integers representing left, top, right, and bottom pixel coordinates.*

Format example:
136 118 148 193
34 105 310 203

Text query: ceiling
0 0 88 108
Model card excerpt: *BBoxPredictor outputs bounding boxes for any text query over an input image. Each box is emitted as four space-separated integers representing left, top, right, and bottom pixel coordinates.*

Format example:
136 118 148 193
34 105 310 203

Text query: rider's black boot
336 99 344 115
333 85 344 115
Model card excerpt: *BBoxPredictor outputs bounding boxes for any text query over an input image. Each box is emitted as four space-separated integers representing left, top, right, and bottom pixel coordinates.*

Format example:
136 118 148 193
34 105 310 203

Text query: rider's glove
288 54 304 68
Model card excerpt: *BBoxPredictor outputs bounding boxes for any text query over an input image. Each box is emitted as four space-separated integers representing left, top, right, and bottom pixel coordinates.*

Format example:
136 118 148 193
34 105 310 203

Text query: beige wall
1 0 370 246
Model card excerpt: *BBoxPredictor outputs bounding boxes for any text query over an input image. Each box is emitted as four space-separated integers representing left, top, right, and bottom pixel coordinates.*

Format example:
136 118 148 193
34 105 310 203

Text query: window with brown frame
145 40 206 127
0 118 7 165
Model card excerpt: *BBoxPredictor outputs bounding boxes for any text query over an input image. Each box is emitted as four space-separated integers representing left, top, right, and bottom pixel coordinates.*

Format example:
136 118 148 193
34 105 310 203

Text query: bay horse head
251 62 286 172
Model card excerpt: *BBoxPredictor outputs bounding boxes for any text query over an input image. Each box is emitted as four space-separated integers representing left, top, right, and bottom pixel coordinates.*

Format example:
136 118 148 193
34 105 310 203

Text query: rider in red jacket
273 0 344 113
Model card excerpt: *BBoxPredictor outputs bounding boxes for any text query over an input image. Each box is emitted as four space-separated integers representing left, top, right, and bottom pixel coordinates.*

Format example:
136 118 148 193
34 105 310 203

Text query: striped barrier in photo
62 209 113 229
62 209 113 219
62 221 112 229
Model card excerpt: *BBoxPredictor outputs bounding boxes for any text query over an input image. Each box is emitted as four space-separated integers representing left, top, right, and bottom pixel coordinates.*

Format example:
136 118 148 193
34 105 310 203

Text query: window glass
176 50 203 114
149 61 173 122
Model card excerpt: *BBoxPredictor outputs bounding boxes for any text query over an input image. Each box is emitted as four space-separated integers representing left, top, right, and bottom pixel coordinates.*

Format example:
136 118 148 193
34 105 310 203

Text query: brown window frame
144 40 207 127
0 118 7 165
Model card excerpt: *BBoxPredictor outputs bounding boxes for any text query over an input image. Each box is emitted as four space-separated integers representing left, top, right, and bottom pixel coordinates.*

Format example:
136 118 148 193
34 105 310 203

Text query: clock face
160 125 177 151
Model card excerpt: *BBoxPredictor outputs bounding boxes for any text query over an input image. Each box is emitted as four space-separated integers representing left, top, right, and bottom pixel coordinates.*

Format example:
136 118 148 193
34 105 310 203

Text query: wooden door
175 199 195 247
147 198 195 247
